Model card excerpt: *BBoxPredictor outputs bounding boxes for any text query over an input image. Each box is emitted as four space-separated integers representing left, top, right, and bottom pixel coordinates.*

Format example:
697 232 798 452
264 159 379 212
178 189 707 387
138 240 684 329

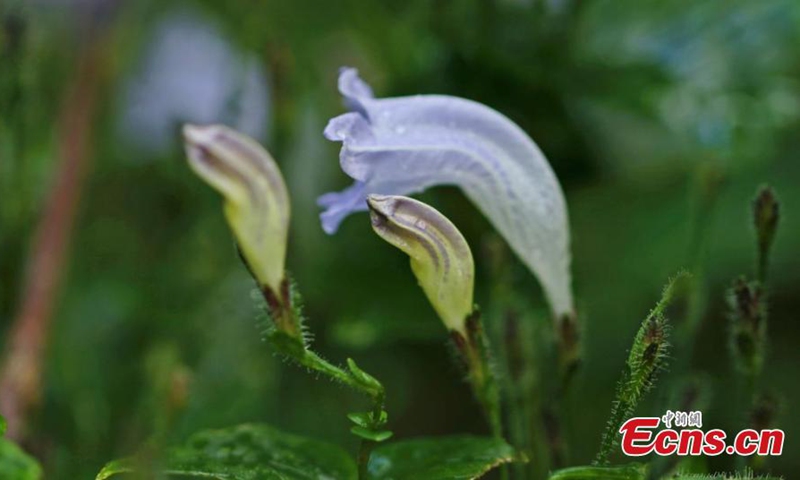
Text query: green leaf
348 410 388 428
548 463 647 479
95 460 134 479
0 415 6 437
666 474 783 480
96 423 357 480
347 358 383 392
350 426 393 442
348 412 372 428
367 435 518 479
0 438 42 480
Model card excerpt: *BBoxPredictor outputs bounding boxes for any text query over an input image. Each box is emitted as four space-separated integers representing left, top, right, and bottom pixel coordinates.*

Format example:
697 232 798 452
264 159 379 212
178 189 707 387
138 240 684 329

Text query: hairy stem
260 283 389 473
595 274 685 464
453 311 503 438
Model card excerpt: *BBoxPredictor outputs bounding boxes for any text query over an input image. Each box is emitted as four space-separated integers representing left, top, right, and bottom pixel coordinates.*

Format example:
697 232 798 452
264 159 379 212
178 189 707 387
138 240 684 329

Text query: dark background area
1 0 798 478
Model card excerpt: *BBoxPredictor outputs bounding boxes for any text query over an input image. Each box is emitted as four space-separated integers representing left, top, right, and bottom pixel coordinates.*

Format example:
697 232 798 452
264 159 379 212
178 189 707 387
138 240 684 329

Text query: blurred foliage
0 438 40 480
0 0 799 478
98 426 515 480
366 435 517 479
548 463 647 480
97 423 358 479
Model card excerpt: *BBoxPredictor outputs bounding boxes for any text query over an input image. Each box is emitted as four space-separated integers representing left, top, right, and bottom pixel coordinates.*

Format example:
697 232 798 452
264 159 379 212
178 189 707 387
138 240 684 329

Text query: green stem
272 342 385 407
490 307 538 478
460 311 503 439
595 275 683 465
734 373 757 471
262 281 385 406
357 439 375 480
281 351 385 475
469 352 501 438
550 313 580 470
262 284 388 476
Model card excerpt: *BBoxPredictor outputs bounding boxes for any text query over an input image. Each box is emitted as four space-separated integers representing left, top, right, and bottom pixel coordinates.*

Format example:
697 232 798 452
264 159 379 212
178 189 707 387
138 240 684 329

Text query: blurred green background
1 0 798 478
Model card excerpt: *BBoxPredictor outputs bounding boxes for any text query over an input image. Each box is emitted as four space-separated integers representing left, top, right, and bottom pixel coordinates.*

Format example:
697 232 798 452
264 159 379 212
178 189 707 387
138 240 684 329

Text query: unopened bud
727 277 765 375
183 124 290 294
731 277 763 329
753 186 779 280
367 195 474 335
750 393 778 432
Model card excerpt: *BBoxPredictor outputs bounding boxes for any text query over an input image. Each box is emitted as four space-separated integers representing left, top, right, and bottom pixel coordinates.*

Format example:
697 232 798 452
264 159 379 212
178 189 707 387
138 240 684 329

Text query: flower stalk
258 279 302 341
728 277 766 381
555 312 581 390
367 195 501 436
726 187 780 400
450 311 502 438
727 187 781 472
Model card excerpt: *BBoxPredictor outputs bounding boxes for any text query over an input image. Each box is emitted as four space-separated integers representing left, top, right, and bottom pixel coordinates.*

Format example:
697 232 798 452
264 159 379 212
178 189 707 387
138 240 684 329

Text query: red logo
620 417 783 457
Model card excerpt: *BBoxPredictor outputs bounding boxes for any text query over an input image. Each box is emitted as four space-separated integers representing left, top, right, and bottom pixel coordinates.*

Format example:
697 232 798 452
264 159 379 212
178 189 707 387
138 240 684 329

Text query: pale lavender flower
118 9 270 155
319 68 574 317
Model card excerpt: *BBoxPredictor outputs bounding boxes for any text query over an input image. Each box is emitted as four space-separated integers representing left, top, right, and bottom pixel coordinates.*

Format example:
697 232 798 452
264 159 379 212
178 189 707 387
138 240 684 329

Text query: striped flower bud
367 195 474 335
183 124 290 293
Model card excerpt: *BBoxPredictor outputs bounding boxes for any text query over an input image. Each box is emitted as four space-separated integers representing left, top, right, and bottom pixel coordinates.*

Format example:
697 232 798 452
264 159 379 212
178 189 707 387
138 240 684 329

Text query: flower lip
338 67 374 115
366 194 395 225
182 123 212 145
182 124 221 167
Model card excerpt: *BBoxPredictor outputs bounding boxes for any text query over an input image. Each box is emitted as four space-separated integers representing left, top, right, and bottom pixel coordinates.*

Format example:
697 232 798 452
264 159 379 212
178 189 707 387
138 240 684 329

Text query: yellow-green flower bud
367 195 474 335
183 124 290 293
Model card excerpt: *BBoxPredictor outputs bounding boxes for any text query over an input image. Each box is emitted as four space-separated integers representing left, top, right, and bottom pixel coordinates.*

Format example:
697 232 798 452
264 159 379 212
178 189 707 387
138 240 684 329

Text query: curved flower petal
320 68 573 316
367 195 474 334
183 124 290 292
